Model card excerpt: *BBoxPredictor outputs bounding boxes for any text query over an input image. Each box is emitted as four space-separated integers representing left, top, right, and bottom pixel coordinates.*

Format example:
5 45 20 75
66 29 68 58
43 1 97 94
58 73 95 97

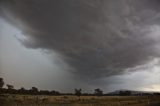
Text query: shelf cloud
1 0 160 80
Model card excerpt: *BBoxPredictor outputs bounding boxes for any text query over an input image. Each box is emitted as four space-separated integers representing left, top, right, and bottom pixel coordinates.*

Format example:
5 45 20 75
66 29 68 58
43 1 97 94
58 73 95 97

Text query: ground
0 94 160 106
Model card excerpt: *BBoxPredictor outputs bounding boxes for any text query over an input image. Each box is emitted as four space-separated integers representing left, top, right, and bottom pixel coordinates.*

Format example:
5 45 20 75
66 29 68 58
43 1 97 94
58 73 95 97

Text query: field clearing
0 95 160 106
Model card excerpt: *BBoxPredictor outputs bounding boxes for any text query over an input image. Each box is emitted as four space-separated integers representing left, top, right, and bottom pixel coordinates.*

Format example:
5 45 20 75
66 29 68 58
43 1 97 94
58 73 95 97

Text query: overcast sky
1 0 160 93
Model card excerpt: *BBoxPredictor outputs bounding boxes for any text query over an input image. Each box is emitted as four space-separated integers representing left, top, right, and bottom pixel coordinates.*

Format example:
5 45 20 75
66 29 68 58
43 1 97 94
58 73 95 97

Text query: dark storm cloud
1 0 160 79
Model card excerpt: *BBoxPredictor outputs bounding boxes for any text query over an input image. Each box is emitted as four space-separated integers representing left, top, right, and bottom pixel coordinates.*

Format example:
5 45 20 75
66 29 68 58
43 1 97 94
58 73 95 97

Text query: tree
74 88 82 97
6 84 15 94
0 78 4 88
18 87 26 94
6 84 14 89
50 90 60 95
20 87 25 91
39 90 50 95
94 88 103 96
30 87 38 94
31 87 38 92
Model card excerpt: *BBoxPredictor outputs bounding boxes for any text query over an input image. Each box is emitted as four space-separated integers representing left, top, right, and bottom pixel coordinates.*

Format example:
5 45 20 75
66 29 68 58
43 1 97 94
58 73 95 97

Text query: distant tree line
0 78 104 96
0 78 60 95
1 77 160 96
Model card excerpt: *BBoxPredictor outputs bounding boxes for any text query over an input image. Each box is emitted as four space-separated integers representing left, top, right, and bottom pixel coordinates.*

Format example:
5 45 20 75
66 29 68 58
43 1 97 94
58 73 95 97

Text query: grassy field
0 94 160 106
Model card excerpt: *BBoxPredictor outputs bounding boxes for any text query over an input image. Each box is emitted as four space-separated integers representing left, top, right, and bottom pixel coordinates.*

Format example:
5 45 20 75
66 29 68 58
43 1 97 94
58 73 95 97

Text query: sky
0 0 160 93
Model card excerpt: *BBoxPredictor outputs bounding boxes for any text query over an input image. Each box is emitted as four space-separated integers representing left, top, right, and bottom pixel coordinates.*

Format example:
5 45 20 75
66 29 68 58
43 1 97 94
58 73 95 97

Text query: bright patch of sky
0 18 76 92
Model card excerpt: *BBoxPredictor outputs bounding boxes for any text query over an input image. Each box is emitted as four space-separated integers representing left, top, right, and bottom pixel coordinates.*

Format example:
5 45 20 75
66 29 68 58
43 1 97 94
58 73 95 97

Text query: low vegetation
1 94 160 106
1 77 160 106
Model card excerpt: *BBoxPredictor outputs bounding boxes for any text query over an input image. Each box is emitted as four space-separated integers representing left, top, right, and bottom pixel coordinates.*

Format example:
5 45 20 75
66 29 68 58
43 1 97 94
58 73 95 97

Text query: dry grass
0 94 160 106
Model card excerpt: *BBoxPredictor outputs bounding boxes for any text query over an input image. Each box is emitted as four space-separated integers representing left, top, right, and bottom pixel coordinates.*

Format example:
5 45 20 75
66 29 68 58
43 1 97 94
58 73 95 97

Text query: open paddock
0 94 160 106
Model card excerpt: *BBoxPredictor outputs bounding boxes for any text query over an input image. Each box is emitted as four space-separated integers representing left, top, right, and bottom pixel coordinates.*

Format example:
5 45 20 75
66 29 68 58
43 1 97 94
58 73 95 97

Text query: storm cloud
1 0 160 79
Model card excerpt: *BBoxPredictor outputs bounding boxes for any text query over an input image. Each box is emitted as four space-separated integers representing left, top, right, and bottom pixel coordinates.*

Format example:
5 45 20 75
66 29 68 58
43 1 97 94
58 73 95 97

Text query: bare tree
74 88 82 98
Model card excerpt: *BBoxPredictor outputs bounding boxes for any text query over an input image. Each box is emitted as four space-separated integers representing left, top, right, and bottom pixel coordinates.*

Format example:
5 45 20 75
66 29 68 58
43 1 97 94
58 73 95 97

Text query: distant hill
107 89 160 96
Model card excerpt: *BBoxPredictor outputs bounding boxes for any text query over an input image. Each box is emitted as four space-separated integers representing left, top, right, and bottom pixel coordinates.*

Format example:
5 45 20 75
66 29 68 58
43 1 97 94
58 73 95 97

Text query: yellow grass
1 94 160 106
